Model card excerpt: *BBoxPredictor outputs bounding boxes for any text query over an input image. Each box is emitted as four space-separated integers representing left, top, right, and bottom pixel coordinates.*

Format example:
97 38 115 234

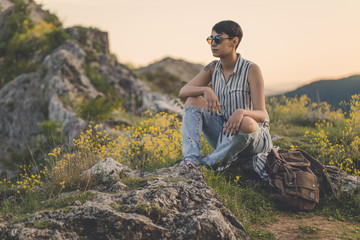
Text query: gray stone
80 157 141 184
324 165 360 193
0 163 248 239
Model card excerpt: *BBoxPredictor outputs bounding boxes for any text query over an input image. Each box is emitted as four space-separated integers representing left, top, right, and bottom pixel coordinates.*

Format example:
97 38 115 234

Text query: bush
84 64 114 95
0 0 32 56
267 95 332 126
0 1 69 88
75 95 123 123
304 94 360 175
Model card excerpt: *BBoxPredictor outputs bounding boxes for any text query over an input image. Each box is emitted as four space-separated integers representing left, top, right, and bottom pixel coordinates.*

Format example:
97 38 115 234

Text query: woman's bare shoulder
248 63 264 84
203 60 218 75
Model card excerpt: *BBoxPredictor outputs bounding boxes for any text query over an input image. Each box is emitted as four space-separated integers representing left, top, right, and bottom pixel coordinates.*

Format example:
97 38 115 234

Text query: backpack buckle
275 158 283 165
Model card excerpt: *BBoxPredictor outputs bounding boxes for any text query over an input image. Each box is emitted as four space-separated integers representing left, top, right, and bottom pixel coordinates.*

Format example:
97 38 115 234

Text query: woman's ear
233 37 239 47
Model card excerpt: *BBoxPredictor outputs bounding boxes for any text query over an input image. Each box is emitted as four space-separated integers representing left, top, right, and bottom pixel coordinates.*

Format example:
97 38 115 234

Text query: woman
179 20 272 178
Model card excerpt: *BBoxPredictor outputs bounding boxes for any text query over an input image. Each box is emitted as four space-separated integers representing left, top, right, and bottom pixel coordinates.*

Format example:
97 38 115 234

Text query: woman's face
210 30 236 58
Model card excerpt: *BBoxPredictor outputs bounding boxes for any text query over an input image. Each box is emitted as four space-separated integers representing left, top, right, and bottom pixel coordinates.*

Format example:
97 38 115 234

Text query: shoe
179 159 198 170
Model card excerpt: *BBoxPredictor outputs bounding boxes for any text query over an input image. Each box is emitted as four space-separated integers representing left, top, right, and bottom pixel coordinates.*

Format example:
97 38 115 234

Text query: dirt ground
254 214 360 240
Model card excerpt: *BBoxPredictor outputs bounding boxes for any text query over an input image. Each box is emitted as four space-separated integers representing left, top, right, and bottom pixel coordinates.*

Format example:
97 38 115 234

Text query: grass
298 224 321 235
202 168 277 236
249 229 276 239
0 191 96 223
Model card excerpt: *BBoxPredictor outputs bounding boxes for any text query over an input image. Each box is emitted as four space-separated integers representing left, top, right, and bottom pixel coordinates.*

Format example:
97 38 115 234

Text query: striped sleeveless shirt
211 54 272 178
211 53 270 125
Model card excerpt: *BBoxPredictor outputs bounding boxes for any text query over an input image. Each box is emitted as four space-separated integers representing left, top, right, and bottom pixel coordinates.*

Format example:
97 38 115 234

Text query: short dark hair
212 20 243 49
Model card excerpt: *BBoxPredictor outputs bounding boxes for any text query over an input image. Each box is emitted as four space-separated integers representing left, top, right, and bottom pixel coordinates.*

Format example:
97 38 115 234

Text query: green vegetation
249 229 275 240
0 0 69 88
114 201 168 223
0 0 31 56
84 64 114 95
268 94 360 175
203 168 277 237
29 219 59 229
75 95 123 123
121 177 149 190
298 224 321 235
0 119 65 173
0 190 95 222
317 191 360 222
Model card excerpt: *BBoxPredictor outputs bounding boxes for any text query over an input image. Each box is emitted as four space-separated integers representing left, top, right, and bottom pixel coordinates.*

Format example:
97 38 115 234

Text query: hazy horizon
38 0 360 95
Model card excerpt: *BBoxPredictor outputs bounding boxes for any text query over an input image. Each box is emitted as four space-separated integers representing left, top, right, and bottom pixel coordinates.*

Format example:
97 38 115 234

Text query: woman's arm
179 61 216 98
246 63 266 123
179 61 220 113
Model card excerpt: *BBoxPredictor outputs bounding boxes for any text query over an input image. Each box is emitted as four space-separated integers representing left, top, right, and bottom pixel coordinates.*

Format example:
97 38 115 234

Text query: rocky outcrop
0 158 248 240
136 57 203 95
137 57 203 84
0 1 182 173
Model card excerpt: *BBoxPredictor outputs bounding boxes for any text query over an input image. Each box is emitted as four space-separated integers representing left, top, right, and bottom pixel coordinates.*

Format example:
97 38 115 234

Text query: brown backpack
266 149 320 211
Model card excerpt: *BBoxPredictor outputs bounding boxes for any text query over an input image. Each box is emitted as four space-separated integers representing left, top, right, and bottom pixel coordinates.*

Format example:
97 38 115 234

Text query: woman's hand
204 87 221 114
223 109 245 136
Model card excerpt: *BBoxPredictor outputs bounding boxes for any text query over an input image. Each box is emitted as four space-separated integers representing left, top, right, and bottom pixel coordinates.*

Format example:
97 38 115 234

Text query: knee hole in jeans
240 116 258 134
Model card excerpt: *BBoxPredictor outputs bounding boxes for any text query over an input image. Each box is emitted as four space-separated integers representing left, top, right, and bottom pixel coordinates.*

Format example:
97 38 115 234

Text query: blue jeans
181 106 272 173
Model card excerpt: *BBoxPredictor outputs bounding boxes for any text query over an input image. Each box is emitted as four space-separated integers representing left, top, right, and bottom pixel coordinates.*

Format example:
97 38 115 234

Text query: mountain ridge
280 74 360 108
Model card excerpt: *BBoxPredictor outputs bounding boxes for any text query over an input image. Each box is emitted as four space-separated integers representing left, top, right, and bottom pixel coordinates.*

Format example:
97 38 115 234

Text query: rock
305 112 331 125
324 165 360 193
271 134 282 142
0 162 248 239
81 157 141 184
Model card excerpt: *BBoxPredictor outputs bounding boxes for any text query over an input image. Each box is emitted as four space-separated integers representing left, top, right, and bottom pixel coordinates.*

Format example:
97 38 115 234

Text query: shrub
304 94 360 175
0 0 32 56
84 64 114 95
267 95 332 126
0 1 69 88
42 112 183 194
75 95 123 123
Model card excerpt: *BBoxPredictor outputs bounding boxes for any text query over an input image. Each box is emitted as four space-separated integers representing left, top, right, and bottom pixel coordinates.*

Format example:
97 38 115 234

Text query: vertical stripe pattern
211 54 272 179
211 53 270 124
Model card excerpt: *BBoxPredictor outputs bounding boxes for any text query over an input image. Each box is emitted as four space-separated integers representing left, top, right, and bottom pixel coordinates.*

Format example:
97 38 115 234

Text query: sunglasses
206 36 233 45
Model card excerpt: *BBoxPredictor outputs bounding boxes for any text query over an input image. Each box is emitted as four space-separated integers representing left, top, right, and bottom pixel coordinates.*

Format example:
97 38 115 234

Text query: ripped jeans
181 106 272 174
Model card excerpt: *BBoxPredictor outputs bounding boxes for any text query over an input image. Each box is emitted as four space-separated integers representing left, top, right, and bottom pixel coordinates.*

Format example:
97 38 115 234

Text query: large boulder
0 159 248 239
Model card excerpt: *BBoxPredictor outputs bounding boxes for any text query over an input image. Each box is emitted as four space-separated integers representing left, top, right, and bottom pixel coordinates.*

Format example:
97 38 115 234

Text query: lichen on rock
0 159 249 239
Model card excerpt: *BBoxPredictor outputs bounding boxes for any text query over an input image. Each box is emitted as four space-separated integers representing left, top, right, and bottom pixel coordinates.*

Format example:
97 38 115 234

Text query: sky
38 0 360 95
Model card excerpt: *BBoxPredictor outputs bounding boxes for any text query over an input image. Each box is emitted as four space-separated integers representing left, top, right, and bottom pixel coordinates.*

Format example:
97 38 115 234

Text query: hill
136 57 203 95
281 75 360 109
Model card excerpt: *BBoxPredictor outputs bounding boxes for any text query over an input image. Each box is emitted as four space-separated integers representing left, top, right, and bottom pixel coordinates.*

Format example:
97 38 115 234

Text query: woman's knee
185 96 207 109
240 116 258 133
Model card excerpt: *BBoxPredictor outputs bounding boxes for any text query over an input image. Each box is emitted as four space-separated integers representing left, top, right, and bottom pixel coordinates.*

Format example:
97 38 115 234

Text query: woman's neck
220 52 238 72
